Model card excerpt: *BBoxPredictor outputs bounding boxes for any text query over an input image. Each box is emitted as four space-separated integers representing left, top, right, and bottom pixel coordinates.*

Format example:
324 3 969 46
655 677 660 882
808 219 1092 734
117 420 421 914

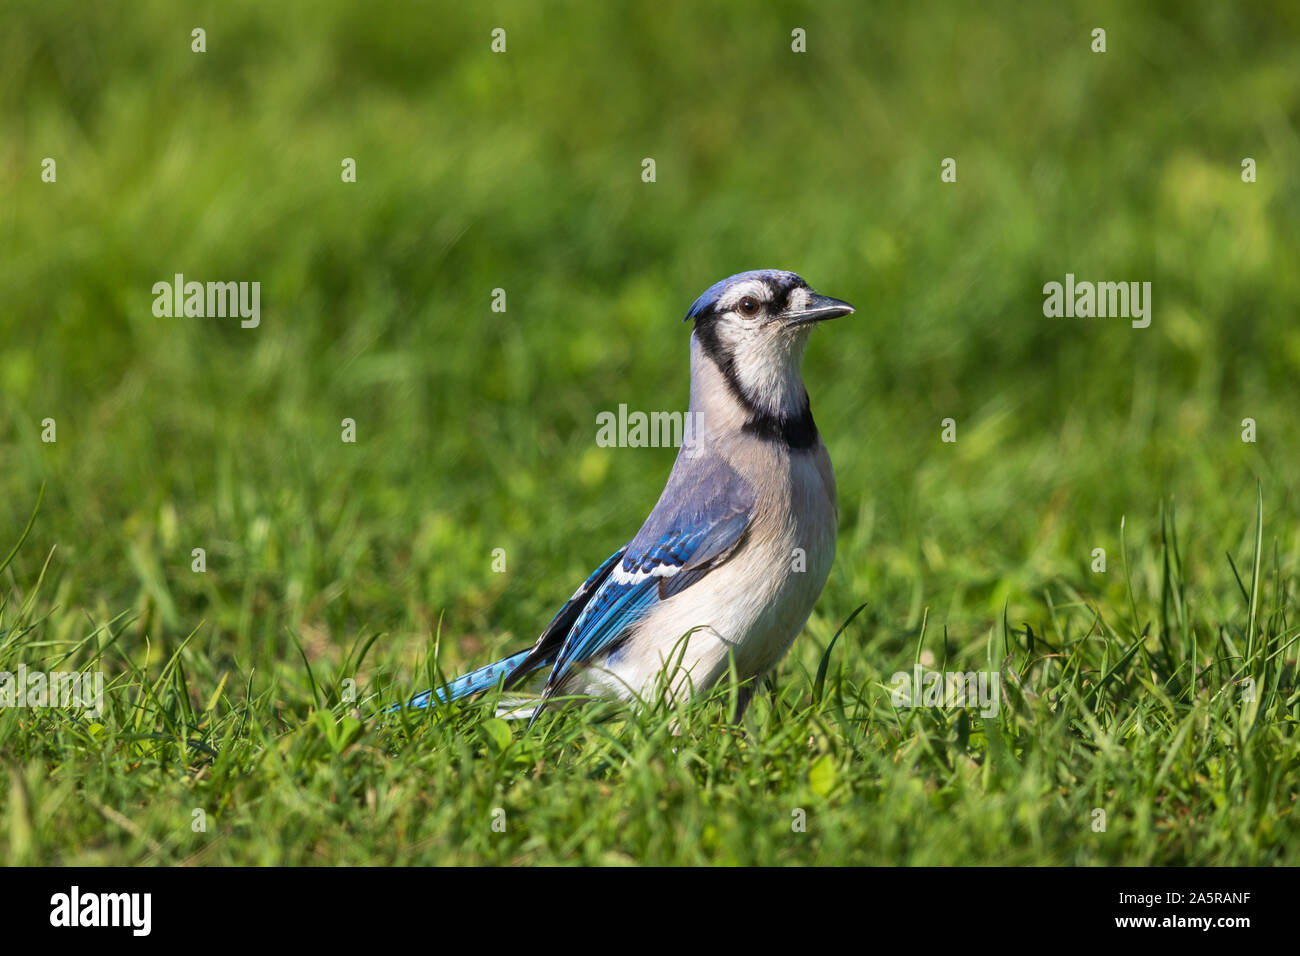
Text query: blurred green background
2 1 1299 707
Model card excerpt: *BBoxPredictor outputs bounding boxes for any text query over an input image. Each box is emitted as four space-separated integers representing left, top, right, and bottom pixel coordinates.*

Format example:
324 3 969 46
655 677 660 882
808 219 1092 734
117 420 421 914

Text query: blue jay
404 270 852 721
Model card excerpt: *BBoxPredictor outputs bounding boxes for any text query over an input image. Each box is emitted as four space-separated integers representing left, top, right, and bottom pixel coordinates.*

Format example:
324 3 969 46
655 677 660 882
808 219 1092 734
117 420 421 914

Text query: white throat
687 329 812 442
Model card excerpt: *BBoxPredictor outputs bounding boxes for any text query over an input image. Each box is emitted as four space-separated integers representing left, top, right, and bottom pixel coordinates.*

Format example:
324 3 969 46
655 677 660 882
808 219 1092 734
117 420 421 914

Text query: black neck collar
694 324 820 451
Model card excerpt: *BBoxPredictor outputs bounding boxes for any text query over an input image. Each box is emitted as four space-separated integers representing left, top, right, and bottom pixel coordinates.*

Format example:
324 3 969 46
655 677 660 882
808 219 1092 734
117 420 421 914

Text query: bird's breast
588 440 837 702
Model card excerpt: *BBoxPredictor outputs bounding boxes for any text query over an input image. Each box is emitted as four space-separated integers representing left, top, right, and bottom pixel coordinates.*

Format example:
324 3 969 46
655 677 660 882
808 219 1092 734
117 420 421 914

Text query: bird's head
684 270 853 436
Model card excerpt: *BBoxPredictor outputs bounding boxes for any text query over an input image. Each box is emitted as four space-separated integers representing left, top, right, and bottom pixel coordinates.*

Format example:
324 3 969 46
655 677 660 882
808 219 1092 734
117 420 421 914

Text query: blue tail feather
404 648 539 709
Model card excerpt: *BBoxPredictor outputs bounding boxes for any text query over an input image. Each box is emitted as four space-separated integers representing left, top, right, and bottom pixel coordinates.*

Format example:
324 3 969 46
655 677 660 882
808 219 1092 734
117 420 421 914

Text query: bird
402 269 852 722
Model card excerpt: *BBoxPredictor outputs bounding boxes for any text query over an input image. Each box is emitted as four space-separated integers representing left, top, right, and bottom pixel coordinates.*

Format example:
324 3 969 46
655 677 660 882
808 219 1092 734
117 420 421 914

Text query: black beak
783 292 855 328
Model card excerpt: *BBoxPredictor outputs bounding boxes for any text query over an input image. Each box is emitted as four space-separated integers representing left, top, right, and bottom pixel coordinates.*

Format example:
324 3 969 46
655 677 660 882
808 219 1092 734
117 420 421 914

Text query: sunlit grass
1 0 1298 864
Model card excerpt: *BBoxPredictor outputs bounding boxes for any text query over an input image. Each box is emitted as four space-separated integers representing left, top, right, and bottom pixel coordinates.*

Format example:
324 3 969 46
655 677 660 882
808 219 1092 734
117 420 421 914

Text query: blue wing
399 450 756 717
541 453 755 694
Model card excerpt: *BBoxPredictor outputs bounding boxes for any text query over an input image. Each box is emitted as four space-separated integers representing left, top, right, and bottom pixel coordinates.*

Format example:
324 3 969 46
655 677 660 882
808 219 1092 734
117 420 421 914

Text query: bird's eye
737 296 761 317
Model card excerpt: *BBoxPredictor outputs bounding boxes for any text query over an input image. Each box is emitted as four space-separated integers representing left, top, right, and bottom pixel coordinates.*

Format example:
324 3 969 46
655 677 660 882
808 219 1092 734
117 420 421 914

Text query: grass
1 0 1299 865
2 486 1298 865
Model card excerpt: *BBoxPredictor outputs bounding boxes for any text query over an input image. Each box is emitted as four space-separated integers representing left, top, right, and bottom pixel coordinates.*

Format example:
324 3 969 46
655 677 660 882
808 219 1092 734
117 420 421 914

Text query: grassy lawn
2 0 1298 865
